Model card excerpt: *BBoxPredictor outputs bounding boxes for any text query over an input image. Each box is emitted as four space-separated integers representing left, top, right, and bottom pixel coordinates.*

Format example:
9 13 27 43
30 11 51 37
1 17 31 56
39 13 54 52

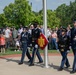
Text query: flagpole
43 0 49 68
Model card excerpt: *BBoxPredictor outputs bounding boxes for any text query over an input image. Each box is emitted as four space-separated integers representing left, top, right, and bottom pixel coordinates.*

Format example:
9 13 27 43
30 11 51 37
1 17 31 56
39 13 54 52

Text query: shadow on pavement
0 57 30 65
49 63 71 73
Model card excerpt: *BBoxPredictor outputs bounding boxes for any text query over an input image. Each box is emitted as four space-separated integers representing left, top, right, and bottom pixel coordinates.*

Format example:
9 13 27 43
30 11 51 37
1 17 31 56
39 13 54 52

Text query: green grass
0 49 57 56
0 48 72 56
0 49 22 56
40 49 59 53
39 49 72 53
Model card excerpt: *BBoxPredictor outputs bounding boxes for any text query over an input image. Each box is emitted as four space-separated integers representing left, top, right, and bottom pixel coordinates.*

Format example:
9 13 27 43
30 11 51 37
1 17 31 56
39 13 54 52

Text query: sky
0 0 75 13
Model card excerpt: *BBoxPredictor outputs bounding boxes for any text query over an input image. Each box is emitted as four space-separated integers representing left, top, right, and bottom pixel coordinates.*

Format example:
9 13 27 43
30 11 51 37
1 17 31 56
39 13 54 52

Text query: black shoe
70 70 76 74
37 61 43 63
65 65 70 68
29 64 34 66
58 67 63 71
18 62 23 65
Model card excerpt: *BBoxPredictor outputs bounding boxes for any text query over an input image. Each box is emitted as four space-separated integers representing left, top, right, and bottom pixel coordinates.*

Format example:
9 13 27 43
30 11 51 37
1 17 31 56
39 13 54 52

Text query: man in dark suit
70 20 76 73
29 22 43 66
57 28 70 71
18 27 31 65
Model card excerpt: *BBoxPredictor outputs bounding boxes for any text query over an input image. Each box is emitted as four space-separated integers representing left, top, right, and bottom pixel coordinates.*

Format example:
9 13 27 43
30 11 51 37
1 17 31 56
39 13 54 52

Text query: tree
47 10 60 28
69 1 76 21
56 0 76 27
3 0 32 28
32 9 60 28
0 14 7 27
0 0 76 28
56 4 68 26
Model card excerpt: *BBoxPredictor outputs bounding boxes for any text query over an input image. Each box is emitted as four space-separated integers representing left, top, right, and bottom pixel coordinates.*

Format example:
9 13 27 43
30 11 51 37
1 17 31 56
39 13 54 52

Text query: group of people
0 20 76 74
17 20 76 74
0 26 19 53
16 21 76 73
18 22 43 66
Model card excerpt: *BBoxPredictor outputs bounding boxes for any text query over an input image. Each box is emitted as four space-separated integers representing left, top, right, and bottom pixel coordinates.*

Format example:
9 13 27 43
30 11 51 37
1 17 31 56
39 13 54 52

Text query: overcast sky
0 0 75 13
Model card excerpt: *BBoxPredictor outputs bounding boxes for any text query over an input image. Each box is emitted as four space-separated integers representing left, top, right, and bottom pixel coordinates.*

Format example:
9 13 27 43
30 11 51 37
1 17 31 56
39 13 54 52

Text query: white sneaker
14 50 16 52
17 50 19 51
57 49 59 52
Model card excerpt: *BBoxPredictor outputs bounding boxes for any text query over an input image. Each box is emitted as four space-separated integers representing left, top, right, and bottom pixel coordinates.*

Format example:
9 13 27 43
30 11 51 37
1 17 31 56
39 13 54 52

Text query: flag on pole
36 33 48 50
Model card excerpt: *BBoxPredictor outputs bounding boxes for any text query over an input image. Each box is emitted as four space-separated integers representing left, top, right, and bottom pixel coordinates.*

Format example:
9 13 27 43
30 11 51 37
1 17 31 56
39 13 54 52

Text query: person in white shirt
47 27 51 49
5 27 11 49
5 27 10 38
18 25 23 36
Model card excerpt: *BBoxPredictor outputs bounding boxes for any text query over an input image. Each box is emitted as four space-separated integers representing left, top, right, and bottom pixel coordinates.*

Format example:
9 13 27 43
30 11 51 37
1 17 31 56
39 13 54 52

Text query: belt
59 45 65 47
60 49 64 52
22 41 27 43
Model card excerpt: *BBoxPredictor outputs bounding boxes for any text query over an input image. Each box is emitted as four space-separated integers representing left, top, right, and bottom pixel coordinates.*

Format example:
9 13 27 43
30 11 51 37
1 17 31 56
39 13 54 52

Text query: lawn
0 49 22 56
0 48 72 56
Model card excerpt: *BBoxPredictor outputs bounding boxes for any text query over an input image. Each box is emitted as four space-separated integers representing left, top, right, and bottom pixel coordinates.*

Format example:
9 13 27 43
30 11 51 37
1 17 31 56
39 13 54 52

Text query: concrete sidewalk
0 55 75 75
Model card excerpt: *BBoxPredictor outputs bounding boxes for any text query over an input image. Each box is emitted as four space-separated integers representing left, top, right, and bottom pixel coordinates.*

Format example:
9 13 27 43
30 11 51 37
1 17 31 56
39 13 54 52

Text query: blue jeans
20 43 31 63
60 51 70 68
30 47 43 64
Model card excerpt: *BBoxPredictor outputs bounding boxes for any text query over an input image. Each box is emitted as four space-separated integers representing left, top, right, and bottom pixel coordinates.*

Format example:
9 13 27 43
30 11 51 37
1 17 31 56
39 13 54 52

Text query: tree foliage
56 0 76 27
0 0 76 28
3 0 33 28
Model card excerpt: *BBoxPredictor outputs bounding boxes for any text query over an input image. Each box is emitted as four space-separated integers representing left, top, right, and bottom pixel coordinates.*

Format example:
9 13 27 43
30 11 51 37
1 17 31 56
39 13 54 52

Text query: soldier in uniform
57 28 70 71
18 27 31 65
29 22 43 66
70 20 76 73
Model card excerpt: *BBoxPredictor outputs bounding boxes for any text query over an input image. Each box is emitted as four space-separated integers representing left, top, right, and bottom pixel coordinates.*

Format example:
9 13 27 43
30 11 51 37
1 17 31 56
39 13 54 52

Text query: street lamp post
43 0 49 68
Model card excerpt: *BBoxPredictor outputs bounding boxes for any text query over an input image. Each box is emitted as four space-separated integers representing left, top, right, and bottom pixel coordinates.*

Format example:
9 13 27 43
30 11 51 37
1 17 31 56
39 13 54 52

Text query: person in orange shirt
0 33 5 53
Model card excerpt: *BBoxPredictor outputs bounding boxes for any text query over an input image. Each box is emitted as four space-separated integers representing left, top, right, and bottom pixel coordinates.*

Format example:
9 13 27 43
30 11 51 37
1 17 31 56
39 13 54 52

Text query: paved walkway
0 53 76 75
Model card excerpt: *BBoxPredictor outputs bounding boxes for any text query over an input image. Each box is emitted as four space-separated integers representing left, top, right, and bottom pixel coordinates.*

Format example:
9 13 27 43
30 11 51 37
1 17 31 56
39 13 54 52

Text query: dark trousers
20 43 31 63
72 49 76 71
30 47 43 64
60 51 70 68
5 38 10 49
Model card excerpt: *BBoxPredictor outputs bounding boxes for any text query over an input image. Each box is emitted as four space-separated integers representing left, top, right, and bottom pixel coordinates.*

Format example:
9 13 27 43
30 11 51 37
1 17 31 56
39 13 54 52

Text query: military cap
23 26 28 30
62 28 67 32
33 22 38 28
